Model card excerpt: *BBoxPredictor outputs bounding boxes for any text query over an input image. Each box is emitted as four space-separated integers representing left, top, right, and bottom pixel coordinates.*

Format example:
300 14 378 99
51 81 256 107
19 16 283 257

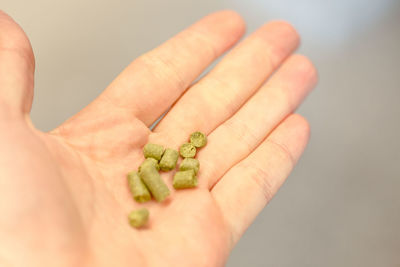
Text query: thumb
0 10 35 119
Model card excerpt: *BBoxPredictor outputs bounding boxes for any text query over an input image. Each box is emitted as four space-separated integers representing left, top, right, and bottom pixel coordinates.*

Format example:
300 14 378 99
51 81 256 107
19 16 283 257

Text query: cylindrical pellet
143 143 165 161
139 165 170 202
159 148 179 171
173 169 198 189
179 158 200 174
128 208 149 228
190 131 207 148
127 171 151 203
179 143 196 158
139 158 160 172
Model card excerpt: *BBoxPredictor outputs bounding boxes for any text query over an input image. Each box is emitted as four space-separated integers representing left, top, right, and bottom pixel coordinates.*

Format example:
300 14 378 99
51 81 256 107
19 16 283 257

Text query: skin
0 10 317 267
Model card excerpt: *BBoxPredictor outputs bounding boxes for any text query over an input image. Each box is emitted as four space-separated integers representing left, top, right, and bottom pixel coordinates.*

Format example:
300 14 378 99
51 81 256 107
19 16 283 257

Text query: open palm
0 10 317 267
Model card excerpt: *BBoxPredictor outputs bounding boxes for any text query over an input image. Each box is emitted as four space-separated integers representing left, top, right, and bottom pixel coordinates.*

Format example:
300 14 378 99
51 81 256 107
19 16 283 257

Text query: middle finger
153 21 299 145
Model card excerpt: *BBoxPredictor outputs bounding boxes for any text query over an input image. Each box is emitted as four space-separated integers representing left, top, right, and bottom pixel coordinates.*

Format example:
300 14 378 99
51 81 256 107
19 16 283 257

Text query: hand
0 10 317 267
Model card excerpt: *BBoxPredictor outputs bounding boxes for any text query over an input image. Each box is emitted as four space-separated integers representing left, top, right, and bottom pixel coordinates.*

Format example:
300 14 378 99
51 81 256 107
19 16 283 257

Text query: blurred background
3 0 400 266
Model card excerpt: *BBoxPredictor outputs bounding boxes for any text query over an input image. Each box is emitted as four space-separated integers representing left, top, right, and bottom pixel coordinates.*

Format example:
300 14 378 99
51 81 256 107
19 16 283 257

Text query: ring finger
197 54 317 188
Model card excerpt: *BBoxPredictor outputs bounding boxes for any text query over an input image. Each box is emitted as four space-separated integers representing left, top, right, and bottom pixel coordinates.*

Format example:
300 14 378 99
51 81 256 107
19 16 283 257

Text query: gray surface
3 0 400 266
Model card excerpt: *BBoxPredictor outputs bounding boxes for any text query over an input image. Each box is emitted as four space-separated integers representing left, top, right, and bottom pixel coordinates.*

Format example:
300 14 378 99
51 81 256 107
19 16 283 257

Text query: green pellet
173 169 198 189
179 158 200 174
127 171 151 203
159 148 179 171
139 158 160 172
190 131 207 148
143 143 165 161
139 165 170 202
128 208 149 228
179 143 196 158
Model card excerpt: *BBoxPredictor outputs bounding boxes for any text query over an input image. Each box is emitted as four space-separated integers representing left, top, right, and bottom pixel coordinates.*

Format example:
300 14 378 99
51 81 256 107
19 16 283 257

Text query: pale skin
0 10 317 267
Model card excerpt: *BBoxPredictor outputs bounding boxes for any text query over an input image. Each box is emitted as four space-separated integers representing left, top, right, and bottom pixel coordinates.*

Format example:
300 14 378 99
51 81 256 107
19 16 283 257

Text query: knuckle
223 119 258 155
138 52 186 89
266 138 296 168
195 75 239 118
183 28 219 60
243 164 275 202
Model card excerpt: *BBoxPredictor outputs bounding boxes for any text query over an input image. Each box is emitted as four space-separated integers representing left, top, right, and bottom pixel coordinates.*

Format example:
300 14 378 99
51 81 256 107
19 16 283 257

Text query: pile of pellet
127 131 207 228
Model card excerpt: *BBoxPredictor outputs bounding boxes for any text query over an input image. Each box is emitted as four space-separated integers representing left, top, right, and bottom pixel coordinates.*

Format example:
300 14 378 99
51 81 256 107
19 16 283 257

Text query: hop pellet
179 143 196 158
190 131 207 148
128 208 149 228
139 164 170 202
179 158 200 174
143 143 165 161
173 169 198 189
139 158 160 172
127 171 151 203
159 148 179 171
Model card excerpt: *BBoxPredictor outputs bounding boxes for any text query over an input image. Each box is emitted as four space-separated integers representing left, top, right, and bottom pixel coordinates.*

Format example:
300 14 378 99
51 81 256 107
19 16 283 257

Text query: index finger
97 10 246 126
